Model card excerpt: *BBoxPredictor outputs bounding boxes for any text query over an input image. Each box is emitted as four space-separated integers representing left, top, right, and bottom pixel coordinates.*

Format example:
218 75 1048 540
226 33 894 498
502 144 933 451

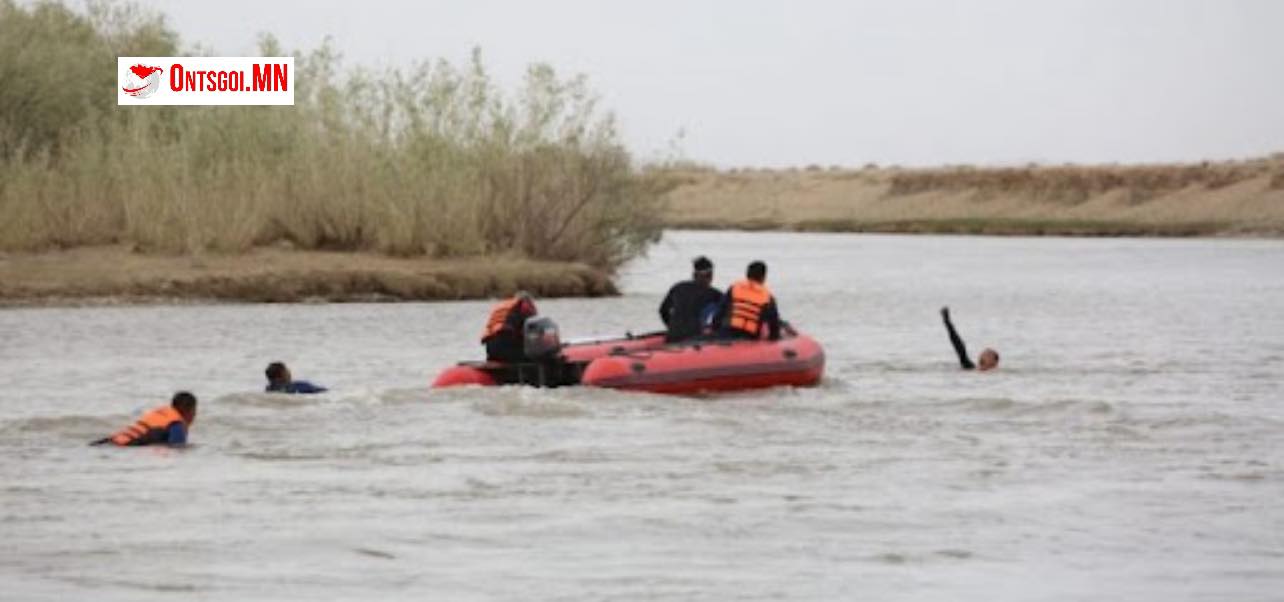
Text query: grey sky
136 0 1284 167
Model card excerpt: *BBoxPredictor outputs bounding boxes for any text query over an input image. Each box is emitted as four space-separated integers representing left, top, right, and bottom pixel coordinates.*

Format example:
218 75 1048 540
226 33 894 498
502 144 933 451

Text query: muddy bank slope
0 246 615 307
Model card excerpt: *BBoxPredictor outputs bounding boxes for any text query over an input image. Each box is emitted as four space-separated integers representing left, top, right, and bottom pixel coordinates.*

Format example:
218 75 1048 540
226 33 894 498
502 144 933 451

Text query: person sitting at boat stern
659 255 724 343
265 362 328 394
91 392 197 447
482 291 539 362
941 306 999 371
715 260 783 341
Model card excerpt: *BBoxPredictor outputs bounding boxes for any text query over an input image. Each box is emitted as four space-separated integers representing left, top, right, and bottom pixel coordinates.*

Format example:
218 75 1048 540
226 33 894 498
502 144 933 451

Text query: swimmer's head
978 348 1000 371
265 362 291 385
171 391 197 424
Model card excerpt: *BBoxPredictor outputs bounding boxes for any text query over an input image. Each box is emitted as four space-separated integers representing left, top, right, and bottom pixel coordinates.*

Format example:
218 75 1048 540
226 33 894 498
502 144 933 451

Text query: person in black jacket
658 256 723 343
941 306 999 371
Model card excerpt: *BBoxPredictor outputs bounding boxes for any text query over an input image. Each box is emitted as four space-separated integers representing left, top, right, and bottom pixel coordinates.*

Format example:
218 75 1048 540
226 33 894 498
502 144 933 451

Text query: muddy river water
1 230 1282 600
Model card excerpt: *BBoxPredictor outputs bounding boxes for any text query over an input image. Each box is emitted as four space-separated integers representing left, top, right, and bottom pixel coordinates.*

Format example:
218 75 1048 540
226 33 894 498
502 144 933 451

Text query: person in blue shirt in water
264 362 328 394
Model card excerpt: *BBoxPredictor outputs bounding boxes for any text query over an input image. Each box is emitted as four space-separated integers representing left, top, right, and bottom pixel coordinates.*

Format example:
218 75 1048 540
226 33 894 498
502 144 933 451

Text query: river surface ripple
1 231 1282 601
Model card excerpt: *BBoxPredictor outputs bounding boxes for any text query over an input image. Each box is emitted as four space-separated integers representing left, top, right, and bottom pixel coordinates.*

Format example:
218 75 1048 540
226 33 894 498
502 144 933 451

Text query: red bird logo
122 64 163 96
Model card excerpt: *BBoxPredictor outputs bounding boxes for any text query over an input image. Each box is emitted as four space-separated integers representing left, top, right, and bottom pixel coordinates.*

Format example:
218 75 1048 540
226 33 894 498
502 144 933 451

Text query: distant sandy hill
660 156 1284 236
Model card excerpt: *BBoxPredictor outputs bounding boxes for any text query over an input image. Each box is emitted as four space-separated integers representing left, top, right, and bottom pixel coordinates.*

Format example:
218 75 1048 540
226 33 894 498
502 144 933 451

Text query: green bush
0 1 663 270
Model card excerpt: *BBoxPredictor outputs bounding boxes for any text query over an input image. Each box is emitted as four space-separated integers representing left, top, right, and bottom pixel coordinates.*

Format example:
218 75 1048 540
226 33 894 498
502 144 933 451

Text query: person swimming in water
91 391 197 447
941 306 999 371
265 362 328 394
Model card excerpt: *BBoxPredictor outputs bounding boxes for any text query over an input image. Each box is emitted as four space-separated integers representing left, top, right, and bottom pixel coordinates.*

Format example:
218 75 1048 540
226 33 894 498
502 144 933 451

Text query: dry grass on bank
0 1 663 271
0 246 615 306
662 157 1284 236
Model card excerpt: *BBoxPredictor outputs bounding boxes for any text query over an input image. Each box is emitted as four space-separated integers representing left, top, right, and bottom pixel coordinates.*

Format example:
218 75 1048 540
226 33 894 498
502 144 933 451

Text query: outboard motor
523 317 562 360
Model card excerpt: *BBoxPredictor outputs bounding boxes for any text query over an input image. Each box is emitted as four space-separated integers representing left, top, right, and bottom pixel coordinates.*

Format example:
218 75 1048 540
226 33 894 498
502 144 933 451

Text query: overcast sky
134 0 1284 167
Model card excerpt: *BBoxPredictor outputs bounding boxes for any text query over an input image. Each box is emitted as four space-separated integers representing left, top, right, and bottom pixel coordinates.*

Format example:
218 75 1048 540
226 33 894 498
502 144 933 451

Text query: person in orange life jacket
714 260 783 341
659 255 723 343
265 362 327 394
91 391 197 447
481 291 538 362
941 307 999 371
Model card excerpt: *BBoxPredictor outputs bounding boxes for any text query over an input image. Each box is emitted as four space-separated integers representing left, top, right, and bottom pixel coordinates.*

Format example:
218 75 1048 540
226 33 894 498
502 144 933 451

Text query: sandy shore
0 246 616 307
661 158 1284 236
7 157 1281 307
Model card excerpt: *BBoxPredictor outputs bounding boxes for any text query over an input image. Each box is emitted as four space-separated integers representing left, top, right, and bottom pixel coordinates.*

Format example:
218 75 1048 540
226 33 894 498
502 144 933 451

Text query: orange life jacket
726 279 772 336
480 297 531 342
109 405 185 446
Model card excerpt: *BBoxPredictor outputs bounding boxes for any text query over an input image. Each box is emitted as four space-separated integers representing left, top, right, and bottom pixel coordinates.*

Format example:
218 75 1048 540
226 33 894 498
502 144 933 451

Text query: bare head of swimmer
171 391 198 425
265 361 291 385
978 348 1000 371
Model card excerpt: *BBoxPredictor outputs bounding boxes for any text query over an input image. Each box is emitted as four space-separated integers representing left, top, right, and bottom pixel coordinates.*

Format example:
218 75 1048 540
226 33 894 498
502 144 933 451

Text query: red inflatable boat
431 332 667 388
580 333 825 394
432 326 825 394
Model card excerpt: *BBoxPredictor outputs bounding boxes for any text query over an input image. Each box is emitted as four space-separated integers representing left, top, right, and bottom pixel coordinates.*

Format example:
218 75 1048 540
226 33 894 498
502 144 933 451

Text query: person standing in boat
940 306 999 371
714 260 783 341
481 291 538 362
658 255 724 343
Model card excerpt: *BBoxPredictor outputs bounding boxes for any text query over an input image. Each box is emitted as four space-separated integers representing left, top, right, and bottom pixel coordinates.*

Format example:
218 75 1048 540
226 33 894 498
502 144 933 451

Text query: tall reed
0 1 664 270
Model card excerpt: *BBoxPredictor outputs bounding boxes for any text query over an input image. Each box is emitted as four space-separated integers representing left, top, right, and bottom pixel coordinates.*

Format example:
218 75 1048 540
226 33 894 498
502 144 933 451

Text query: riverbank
0 246 615 307
661 157 1284 236
9 157 1283 307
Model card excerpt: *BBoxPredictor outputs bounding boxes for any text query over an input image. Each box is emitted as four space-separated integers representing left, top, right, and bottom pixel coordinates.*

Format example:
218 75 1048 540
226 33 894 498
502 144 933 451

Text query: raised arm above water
941 307 975 370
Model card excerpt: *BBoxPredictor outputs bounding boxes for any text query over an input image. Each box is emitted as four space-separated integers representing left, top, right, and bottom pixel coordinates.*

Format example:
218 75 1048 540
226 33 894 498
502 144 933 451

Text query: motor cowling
523 317 562 359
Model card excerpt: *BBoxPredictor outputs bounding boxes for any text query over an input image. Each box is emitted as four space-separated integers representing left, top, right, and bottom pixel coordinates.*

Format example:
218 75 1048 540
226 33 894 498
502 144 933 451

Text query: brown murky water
2 231 1282 601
